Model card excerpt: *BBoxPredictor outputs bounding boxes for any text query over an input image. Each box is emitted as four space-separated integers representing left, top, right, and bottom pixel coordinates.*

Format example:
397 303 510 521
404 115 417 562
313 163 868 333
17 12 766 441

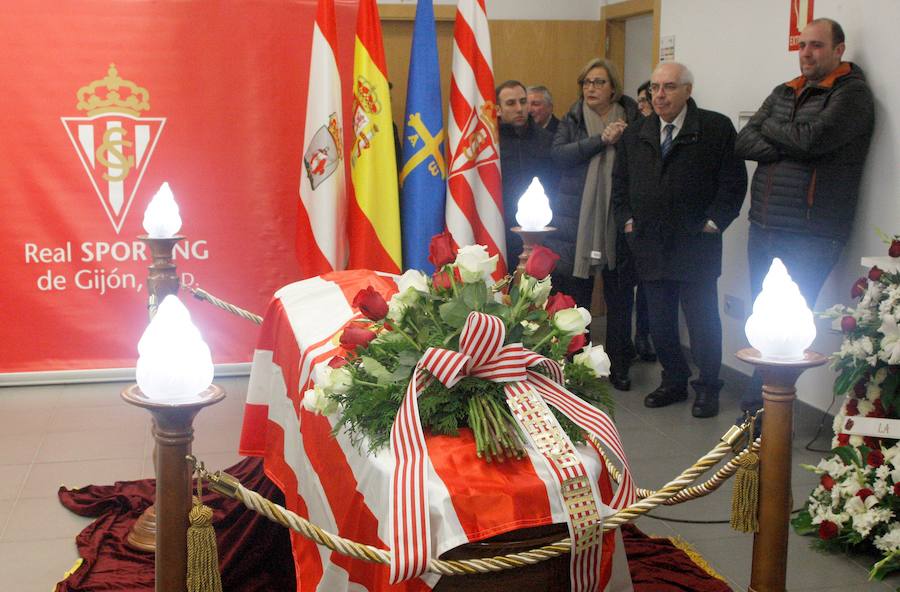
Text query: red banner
789 0 815 51
0 1 360 374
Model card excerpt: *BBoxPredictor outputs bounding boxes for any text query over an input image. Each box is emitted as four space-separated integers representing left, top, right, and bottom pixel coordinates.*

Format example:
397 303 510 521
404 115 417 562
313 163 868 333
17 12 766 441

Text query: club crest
61 64 166 234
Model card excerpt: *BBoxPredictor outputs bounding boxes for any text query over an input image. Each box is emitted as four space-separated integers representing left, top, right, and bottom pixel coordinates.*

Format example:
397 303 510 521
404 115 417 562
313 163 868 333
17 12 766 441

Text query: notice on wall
0 1 361 375
659 35 675 63
789 0 815 51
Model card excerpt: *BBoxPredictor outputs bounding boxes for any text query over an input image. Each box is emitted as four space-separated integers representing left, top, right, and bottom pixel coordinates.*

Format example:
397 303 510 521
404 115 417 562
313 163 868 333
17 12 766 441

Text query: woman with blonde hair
548 58 639 391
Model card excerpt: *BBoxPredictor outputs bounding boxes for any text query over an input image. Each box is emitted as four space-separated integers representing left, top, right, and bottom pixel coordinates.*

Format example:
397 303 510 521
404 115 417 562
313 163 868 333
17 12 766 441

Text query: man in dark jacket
612 62 747 418
735 18 874 418
527 85 560 136
496 80 556 272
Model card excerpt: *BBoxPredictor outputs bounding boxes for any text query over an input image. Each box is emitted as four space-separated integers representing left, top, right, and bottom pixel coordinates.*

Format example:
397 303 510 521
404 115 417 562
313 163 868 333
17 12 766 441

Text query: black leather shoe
643 385 687 408
634 334 657 362
692 392 720 418
609 373 631 391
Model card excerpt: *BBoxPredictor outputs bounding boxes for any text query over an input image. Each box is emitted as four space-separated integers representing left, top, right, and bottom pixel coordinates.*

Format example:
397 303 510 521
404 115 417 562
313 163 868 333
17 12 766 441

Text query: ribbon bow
389 312 634 590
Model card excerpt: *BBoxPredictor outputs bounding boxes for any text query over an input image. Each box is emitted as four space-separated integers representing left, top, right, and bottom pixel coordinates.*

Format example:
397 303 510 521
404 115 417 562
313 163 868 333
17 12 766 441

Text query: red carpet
55 458 731 592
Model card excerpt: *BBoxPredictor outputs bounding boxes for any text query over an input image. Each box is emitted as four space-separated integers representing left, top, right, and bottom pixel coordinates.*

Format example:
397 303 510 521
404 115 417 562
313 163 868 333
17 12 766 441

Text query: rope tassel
730 417 759 533
187 496 223 592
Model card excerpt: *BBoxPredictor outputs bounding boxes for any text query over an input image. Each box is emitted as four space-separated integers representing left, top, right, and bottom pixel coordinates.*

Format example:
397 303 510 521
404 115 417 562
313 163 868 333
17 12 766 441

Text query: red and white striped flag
295 0 348 278
445 0 507 278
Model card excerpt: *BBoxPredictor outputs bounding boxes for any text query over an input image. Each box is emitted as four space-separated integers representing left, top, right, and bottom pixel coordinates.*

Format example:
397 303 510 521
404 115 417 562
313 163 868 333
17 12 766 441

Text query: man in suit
611 62 747 418
527 85 560 136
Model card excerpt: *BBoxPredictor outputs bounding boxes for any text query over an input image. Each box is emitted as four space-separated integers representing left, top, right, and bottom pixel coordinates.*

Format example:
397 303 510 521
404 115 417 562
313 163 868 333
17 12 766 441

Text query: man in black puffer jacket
496 80 557 272
735 18 874 418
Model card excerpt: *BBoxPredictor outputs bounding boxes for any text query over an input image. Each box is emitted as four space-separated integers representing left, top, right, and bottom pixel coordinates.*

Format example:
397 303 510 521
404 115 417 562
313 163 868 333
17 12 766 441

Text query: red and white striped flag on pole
295 0 348 278
445 0 507 278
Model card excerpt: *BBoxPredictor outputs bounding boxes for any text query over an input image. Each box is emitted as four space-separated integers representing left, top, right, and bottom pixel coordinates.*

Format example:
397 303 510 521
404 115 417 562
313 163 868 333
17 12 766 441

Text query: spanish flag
348 0 401 273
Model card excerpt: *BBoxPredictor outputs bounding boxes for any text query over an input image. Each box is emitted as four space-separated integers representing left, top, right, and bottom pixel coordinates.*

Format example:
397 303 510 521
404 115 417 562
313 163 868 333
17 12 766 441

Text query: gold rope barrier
187 417 754 576
181 284 263 325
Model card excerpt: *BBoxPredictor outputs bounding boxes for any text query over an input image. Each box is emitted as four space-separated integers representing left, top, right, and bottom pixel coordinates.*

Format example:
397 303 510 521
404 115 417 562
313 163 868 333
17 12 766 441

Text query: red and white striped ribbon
389 312 634 588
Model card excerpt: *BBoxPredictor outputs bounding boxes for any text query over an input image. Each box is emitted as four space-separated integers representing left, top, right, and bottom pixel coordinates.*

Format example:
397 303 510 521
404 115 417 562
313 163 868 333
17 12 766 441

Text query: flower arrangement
792 234 900 580
302 232 614 462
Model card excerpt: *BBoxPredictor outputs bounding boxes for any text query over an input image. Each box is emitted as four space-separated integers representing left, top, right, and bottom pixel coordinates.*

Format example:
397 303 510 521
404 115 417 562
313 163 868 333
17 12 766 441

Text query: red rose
340 326 377 350
864 436 880 449
856 487 874 500
851 277 867 299
853 380 868 398
818 521 839 541
867 450 885 468
869 266 884 281
840 316 857 333
328 356 348 368
566 332 587 354
890 239 900 258
352 286 388 321
546 292 577 316
837 433 850 446
428 231 456 268
846 399 859 416
821 474 835 491
893 483 900 497
432 268 461 291
525 245 560 280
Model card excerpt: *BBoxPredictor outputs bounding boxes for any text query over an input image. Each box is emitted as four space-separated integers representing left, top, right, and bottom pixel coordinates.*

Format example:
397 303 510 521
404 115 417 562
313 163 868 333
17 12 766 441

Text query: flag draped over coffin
296 0 348 278
399 0 447 273
445 0 507 278
348 0 402 274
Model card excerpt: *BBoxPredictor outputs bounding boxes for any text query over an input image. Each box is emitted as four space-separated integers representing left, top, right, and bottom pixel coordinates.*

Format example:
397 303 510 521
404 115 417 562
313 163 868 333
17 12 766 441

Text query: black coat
547 95 639 276
499 117 556 270
611 98 748 282
735 62 874 242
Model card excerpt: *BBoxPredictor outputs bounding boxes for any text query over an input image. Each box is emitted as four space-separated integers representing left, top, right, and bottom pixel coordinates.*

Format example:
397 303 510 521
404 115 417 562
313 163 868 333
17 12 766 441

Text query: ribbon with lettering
389 311 635 590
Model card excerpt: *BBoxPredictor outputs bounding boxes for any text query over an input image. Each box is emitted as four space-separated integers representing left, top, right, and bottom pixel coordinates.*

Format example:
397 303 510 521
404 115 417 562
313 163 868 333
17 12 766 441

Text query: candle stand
122 384 225 592
510 226 556 281
736 348 826 592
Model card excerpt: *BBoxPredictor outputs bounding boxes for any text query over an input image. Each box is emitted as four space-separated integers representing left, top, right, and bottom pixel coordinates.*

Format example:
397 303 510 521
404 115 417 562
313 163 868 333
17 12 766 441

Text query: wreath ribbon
389 311 634 590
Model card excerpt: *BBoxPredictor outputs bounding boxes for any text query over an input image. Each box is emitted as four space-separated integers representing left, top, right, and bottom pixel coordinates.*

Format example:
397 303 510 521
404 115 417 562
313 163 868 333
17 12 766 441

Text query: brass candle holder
510 226 556 282
736 348 827 592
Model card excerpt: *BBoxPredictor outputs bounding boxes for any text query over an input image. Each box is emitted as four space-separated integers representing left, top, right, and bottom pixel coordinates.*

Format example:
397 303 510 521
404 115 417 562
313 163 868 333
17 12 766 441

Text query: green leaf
880 370 900 413
869 551 900 581
360 356 392 383
791 508 815 535
461 281 487 310
525 309 548 323
832 445 861 467
439 299 469 328
834 363 867 397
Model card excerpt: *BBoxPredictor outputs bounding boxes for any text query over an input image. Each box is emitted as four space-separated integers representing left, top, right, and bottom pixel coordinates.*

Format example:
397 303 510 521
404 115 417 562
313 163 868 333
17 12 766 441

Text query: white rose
455 244 498 283
312 362 353 394
573 343 611 377
519 276 552 306
396 269 429 302
387 296 408 322
553 307 592 335
302 387 338 415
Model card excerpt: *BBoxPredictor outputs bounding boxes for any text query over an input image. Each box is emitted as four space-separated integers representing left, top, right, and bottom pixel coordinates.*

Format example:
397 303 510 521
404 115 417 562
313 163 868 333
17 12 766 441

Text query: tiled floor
0 367 897 591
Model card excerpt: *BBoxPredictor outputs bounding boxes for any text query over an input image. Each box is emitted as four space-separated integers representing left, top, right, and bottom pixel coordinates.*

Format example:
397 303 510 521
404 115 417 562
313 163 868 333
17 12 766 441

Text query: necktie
660 123 675 159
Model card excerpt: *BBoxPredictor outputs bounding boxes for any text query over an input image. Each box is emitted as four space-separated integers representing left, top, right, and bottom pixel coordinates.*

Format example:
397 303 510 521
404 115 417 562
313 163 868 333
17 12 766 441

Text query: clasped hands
600 120 627 145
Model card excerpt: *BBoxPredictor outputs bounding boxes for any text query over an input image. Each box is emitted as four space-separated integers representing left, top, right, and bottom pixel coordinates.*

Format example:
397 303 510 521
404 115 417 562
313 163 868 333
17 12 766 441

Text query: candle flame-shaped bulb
515 177 553 231
142 182 182 238
744 258 816 361
135 295 214 403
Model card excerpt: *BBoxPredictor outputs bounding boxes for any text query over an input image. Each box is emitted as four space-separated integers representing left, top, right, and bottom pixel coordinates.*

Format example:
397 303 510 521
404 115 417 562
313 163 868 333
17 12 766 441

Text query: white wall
623 13 653 96
377 0 604 20
660 0 900 410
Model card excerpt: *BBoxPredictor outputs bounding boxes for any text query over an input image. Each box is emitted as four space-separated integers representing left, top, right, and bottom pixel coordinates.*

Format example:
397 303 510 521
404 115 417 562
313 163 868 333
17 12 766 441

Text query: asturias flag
296 0 348 278
348 0 402 273
399 0 446 273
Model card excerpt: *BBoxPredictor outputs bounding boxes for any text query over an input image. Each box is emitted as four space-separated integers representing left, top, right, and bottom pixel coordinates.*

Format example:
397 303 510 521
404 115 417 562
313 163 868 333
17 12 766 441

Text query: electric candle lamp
744 258 816 361
142 182 182 238
135 295 213 403
515 177 553 230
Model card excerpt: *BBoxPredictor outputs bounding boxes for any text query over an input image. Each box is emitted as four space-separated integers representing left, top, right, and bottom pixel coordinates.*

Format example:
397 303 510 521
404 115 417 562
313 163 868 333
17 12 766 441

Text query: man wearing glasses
734 18 874 423
612 62 747 418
